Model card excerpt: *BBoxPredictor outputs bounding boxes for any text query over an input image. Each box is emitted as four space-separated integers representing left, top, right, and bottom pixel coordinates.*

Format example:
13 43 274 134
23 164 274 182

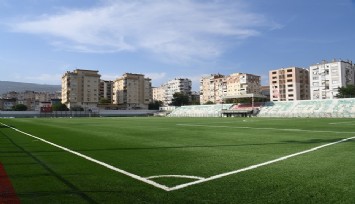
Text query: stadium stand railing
168 104 234 117
258 98 355 118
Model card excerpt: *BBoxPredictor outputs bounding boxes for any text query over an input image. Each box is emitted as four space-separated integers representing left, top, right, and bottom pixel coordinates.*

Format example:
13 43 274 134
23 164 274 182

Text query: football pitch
0 117 354 203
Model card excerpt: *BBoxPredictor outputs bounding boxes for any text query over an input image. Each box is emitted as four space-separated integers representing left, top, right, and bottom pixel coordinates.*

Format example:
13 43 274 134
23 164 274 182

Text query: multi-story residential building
1 91 61 111
200 74 225 104
61 69 101 109
200 73 261 104
99 80 113 103
191 91 201 105
153 78 192 106
164 78 192 105
0 98 16 110
113 73 152 109
152 86 165 103
17 91 36 110
226 73 261 96
260 86 271 101
269 67 310 101
309 60 355 100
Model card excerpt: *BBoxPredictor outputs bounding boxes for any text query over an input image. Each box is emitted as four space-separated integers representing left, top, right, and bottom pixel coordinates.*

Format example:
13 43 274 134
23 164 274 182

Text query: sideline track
0 122 354 191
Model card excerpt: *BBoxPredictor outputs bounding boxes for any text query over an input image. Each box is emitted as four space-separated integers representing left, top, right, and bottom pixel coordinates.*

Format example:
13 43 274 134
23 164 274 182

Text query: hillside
0 81 61 95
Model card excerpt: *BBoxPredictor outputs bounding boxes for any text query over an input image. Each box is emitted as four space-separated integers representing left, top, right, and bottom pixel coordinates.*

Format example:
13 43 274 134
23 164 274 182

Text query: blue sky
1 0 355 91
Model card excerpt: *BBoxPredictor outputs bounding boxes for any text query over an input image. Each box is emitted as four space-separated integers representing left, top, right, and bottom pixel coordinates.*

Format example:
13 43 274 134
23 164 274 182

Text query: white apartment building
152 78 192 106
113 73 152 109
310 60 355 100
166 78 192 105
269 67 310 101
200 73 261 104
61 69 101 109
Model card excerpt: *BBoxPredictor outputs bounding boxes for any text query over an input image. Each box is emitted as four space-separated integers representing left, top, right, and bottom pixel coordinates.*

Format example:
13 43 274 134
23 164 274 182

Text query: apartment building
1 91 61 111
200 74 225 104
153 78 192 106
61 69 101 109
113 73 152 109
310 60 355 100
200 73 261 104
269 67 310 101
99 80 113 103
152 86 165 102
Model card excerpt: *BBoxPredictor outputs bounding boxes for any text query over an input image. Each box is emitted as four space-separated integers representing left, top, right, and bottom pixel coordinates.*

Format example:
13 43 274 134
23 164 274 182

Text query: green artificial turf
0 117 354 203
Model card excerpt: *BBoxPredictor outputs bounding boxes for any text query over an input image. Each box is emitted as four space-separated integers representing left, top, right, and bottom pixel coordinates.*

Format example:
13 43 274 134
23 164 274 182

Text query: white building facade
310 60 354 100
200 73 261 104
153 78 192 106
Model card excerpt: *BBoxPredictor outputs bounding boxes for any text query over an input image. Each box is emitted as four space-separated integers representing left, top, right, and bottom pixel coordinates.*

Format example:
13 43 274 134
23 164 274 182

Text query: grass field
0 117 354 203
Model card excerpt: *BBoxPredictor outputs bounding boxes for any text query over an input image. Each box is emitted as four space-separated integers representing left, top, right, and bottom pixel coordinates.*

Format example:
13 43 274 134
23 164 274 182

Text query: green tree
148 100 163 110
99 98 111 104
70 106 84 111
204 101 214 105
52 103 69 111
336 85 355 98
171 92 189 106
12 104 27 111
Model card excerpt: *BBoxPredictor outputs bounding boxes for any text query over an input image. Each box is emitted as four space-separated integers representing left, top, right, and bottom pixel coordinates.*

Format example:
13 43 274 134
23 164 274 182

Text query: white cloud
100 74 121 81
145 72 167 80
10 0 276 62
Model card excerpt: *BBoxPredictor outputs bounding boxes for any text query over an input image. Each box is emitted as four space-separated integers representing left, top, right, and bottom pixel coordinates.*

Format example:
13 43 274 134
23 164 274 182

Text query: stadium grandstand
168 98 355 118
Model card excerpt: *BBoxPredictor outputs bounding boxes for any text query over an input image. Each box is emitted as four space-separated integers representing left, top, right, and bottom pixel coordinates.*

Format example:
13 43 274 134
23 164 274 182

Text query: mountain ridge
0 81 61 95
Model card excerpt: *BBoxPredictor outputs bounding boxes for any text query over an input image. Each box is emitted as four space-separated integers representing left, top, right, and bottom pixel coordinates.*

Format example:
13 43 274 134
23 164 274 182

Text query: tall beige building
269 67 310 101
113 73 152 109
200 73 261 104
152 87 165 103
200 74 225 104
61 69 101 109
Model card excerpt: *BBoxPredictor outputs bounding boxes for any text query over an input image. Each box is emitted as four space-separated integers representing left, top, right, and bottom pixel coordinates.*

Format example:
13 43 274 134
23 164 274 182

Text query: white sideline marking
329 121 355 125
168 136 355 191
0 122 170 191
176 124 355 134
146 175 205 180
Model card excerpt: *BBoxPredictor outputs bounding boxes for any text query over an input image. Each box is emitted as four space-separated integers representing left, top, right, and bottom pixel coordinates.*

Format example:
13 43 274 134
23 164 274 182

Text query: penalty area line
167 136 355 191
0 122 170 191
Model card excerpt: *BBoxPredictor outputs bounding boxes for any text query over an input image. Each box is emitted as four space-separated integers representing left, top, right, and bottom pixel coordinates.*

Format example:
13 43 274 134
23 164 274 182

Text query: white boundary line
329 121 355 125
1 122 354 192
0 122 170 191
146 175 205 180
176 123 355 134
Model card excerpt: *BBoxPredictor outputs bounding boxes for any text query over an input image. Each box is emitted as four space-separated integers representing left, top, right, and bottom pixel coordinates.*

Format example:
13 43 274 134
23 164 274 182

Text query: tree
204 101 214 105
12 104 27 111
99 98 111 104
148 100 163 110
70 106 84 111
52 103 69 111
336 85 355 98
171 92 189 106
